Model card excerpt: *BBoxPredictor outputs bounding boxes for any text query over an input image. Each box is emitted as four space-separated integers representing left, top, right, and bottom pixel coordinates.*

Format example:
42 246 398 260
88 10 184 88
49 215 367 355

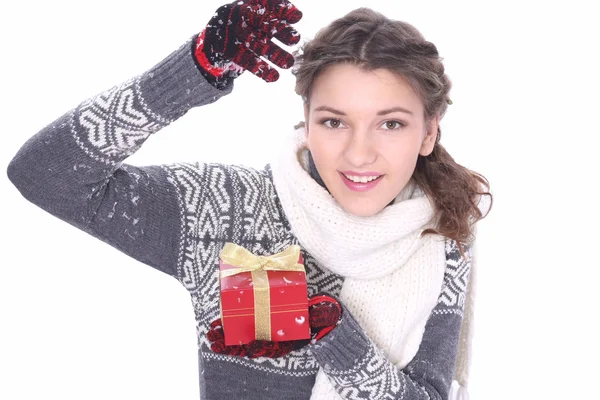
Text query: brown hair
292 7 492 250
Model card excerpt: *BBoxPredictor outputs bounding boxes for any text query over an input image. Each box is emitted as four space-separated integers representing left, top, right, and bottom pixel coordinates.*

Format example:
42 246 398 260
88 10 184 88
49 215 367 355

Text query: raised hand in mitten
194 0 303 89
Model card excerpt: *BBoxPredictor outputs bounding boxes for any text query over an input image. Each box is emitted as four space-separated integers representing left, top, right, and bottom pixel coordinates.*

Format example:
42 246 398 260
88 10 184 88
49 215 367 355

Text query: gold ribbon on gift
219 243 305 341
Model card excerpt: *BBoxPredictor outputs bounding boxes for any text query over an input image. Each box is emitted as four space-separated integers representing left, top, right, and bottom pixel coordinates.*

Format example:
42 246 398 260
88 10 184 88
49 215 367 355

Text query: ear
419 115 440 156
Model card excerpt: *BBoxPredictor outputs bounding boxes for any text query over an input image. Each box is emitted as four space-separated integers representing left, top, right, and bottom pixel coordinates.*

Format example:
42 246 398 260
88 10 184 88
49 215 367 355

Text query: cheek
381 137 422 172
307 129 337 163
391 154 418 176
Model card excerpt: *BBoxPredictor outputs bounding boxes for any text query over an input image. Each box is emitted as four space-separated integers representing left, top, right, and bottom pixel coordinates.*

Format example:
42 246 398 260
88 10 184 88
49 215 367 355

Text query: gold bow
219 243 305 341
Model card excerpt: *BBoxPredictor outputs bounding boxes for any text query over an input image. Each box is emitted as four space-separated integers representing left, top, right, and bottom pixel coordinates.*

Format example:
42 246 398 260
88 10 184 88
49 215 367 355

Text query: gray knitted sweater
7 38 471 400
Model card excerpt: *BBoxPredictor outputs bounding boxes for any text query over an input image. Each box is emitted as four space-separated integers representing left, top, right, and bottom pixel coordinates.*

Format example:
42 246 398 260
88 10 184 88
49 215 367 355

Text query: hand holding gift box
218 243 311 346
207 294 343 358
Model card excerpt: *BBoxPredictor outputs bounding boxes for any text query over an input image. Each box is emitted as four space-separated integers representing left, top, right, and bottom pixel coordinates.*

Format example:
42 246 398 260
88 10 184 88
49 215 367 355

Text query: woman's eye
323 119 343 129
382 121 403 130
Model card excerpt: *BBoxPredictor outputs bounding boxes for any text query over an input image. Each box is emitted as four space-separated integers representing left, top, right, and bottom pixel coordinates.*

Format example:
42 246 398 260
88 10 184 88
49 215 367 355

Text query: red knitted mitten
194 0 303 88
307 294 342 341
207 318 296 358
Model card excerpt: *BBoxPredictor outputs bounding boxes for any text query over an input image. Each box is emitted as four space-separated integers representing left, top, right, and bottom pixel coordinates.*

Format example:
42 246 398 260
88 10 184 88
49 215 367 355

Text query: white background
1 0 598 399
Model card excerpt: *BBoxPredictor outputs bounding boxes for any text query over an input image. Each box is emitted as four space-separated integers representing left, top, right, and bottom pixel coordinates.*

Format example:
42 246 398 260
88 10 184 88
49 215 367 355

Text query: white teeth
344 174 381 183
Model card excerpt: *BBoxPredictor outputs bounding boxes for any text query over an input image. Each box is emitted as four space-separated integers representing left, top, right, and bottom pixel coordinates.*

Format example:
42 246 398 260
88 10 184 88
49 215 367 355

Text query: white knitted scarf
270 127 473 399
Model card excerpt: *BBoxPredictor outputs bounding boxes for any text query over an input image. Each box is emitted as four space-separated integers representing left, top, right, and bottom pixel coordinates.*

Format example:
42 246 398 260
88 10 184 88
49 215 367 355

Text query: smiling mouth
339 172 384 192
341 173 383 183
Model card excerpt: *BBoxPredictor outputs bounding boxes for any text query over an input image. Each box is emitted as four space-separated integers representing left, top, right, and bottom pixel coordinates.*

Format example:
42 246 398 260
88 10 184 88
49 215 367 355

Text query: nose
343 129 377 167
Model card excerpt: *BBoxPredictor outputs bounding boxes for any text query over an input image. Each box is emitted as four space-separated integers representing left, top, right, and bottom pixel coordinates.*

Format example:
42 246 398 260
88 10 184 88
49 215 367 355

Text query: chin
337 198 386 217
325 176 396 217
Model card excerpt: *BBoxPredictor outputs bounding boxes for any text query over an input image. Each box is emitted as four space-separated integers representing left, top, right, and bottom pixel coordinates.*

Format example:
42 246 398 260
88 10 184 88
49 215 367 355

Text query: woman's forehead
309 64 423 116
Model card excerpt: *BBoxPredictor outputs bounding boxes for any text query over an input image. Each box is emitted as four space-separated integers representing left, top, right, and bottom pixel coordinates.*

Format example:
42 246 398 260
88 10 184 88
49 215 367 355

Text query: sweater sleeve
6 36 234 278
308 240 472 400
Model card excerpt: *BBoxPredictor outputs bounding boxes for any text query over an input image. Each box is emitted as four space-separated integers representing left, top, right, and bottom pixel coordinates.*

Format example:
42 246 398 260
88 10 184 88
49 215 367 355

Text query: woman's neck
307 151 328 191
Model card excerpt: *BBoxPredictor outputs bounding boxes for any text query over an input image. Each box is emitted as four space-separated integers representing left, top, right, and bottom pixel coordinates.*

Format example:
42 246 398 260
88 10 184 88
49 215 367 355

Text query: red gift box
219 243 310 346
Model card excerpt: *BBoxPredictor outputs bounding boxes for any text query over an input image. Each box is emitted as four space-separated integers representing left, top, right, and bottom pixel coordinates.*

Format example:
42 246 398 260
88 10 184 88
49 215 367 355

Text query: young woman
7 0 491 399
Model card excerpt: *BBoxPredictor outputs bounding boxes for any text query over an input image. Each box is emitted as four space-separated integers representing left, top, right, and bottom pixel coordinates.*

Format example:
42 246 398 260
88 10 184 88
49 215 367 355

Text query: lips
341 170 383 177
339 172 383 192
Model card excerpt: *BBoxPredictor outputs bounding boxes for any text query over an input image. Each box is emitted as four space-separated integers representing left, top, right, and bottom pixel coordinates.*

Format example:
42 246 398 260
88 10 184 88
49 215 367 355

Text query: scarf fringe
453 191 489 397
449 381 471 400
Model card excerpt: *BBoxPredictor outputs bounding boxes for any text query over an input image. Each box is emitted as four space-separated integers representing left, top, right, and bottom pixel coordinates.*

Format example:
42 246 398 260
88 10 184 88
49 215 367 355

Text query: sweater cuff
309 303 371 371
138 35 235 121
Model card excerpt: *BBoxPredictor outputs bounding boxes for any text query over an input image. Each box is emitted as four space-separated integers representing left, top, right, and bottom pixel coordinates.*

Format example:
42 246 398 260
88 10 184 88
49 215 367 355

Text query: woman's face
305 63 438 217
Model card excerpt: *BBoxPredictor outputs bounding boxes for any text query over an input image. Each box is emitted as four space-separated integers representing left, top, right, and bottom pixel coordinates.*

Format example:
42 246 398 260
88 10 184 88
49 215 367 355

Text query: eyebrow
313 105 414 116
